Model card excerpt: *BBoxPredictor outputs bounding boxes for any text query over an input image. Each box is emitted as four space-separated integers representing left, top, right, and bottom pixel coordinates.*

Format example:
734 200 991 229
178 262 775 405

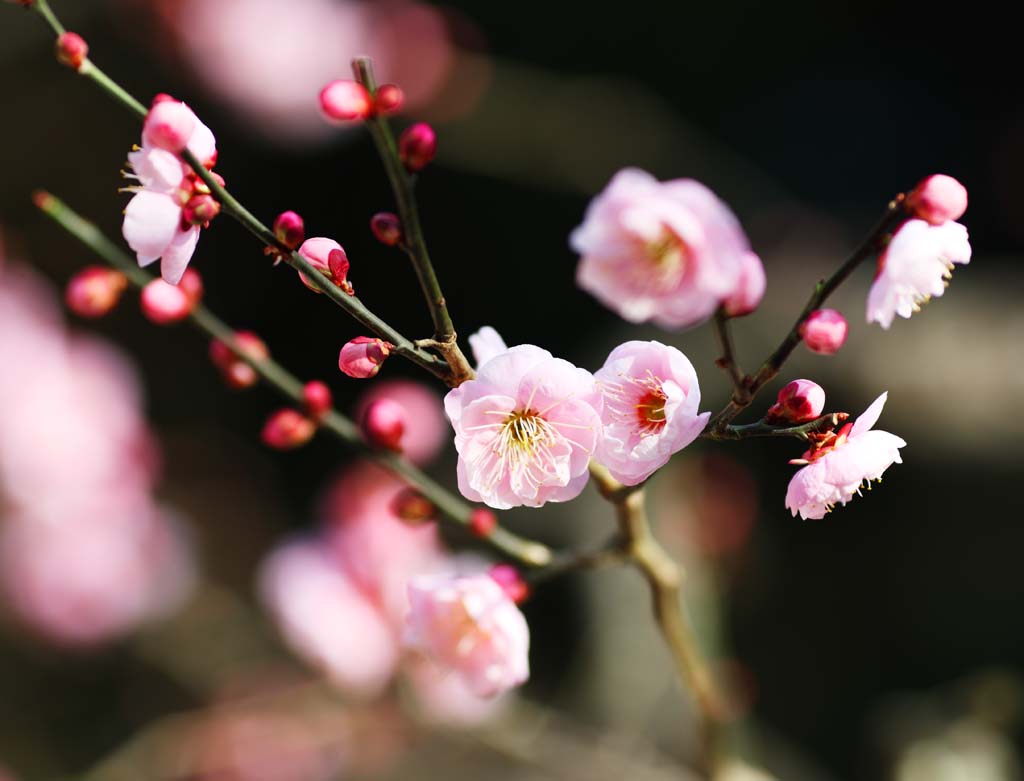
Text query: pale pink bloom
122 101 216 284
404 656 506 726
785 393 906 520
721 251 766 317
354 380 446 465
467 325 508 369
444 345 602 509
144 98 197 152
867 219 972 330
571 168 752 329
800 308 848 354
594 340 709 486
906 174 968 225
766 379 826 424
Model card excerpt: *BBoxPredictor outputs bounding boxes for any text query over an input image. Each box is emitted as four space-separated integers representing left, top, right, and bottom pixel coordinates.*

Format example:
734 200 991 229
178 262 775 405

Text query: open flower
404 573 530 698
785 393 906 520
122 99 218 284
571 168 752 329
594 341 709 485
867 219 971 329
444 344 602 509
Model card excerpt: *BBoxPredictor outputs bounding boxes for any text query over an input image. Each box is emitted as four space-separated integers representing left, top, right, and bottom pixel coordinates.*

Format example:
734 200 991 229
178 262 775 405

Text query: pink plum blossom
354 380 446 465
800 308 848 354
785 393 906 520
594 340 710 485
468 325 508 369
444 344 603 509
571 168 753 329
867 218 972 329
122 99 217 284
404 573 529 698
721 251 767 317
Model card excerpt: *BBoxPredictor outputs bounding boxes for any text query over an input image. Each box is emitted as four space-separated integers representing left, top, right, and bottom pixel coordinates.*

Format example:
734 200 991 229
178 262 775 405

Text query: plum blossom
571 168 753 329
122 99 218 284
594 340 710 485
785 393 906 520
404 573 530 697
867 218 972 329
468 325 508 369
354 380 446 465
444 343 602 509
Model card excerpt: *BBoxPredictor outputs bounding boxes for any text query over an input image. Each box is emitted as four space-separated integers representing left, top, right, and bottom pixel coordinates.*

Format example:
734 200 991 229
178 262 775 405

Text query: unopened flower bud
296 236 344 293
338 336 391 379
370 212 402 246
55 32 88 71
65 267 127 318
374 84 405 115
361 398 406 451
398 122 437 172
273 210 305 249
469 508 497 538
765 379 826 424
800 309 848 355
319 80 373 122
392 487 436 523
721 251 766 317
301 380 333 420
140 278 194 324
210 331 268 389
489 564 530 604
143 98 196 153
178 267 204 306
328 248 353 295
261 409 316 450
182 193 220 226
906 174 968 225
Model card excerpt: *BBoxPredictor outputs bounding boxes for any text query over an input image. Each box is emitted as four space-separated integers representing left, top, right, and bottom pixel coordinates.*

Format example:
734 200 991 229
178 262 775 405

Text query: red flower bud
261 409 316 450
338 336 391 379
361 398 406 451
398 122 437 172
210 331 269 389
273 210 305 250
906 174 968 225
319 80 373 122
55 32 88 71
469 508 497 538
800 309 848 355
765 379 826 424
374 84 405 115
65 267 127 318
140 278 195 324
182 193 220 227
370 212 402 247
328 248 353 295
489 564 530 604
302 380 333 420
178 268 204 306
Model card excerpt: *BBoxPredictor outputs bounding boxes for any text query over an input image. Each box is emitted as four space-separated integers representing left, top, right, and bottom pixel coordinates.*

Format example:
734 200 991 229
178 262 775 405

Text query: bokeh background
2 1 1023 779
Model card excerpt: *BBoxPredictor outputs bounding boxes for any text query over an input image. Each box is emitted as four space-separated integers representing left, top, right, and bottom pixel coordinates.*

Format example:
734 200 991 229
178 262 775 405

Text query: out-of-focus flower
800 308 848 354
354 380 446 465
374 84 405 115
370 212 402 247
261 409 316 450
906 174 968 226
721 251 766 317
444 344 602 509
403 656 506 726
765 379 826 424
55 32 88 71
319 79 373 122
785 393 906 520
65 267 127 318
140 277 195 324
469 507 497 538
338 336 391 379
209 331 269 389
488 563 529 604
361 398 406 452
867 219 972 329
404 573 530 697
594 340 709 485
122 97 217 284
571 168 752 329
302 380 333 420
398 122 437 172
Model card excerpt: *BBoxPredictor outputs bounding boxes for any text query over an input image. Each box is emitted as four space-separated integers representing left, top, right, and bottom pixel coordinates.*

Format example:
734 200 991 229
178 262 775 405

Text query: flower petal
122 191 182 267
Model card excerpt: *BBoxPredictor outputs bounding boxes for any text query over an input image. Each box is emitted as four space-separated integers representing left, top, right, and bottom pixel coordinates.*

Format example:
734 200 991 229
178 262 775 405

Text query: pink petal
159 226 200 285
851 392 888 438
122 191 182 266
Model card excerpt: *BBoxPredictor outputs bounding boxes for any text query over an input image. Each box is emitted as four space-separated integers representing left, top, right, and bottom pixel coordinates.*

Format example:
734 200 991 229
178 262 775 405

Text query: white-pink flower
571 168 753 329
444 344 602 509
594 341 710 485
867 219 971 329
404 573 529 698
785 393 906 520
122 100 217 284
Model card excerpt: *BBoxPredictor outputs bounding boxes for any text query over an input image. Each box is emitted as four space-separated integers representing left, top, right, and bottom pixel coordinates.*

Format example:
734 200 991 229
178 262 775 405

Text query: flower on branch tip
262 409 316 450
867 218 971 330
800 308 847 354
302 380 332 420
339 336 392 379
65 267 127 318
55 32 88 71
296 237 353 294
361 398 406 452
404 573 530 698
370 212 402 247
319 79 373 122
122 98 218 284
594 340 710 486
209 330 268 389
399 122 437 172
445 332 602 509
571 168 755 329
765 379 825 424
374 84 405 115
785 392 905 520
906 174 968 226
273 211 305 250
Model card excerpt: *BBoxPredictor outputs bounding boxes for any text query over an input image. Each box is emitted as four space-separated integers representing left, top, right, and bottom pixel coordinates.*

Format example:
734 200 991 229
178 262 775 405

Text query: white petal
851 392 889 438
123 191 181 266
160 226 200 285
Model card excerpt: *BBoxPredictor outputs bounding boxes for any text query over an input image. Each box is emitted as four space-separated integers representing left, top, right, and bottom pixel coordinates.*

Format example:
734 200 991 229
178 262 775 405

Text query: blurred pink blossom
354 380 447 465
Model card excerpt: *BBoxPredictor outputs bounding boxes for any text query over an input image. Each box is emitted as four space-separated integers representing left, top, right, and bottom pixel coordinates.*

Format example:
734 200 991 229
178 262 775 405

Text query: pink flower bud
302 380 333 420
374 84 405 115
906 174 968 225
182 193 220 227
328 248 353 295
370 212 402 246
143 98 196 153
338 336 392 379
398 123 437 172
261 409 316 450
178 268 204 306
65 267 127 318
296 236 344 293
489 564 530 604
140 278 194 324
318 80 373 122
800 309 848 355
392 487 436 523
765 379 826 424
55 32 88 71
361 398 406 451
273 211 305 250
210 331 268 389
469 508 497 538
721 251 766 317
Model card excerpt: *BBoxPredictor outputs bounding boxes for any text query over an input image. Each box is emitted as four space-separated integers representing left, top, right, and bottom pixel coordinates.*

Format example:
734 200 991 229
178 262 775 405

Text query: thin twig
701 412 846 442
711 309 748 398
